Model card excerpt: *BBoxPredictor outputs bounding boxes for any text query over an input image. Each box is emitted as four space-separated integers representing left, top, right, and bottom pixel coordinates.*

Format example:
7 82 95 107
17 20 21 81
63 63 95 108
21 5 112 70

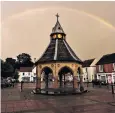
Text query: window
113 63 115 71
33 77 36 82
113 76 115 83
23 73 25 75
22 77 30 82
99 65 103 72
101 76 106 81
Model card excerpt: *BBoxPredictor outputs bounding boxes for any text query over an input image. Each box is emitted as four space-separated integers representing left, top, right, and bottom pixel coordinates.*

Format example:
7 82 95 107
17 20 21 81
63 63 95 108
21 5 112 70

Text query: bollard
111 84 114 94
87 82 88 87
99 82 101 88
87 78 89 87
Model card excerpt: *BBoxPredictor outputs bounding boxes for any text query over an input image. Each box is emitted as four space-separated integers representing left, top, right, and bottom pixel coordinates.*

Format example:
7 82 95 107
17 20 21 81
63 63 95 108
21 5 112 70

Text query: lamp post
111 76 114 94
86 68 89 87
34 58 38 92
99 75 101 88
106 75 109 89
111 83 114 94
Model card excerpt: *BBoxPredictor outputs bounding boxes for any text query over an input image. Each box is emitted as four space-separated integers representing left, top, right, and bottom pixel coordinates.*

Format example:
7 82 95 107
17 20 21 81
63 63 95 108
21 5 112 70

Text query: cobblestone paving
1 83 115 113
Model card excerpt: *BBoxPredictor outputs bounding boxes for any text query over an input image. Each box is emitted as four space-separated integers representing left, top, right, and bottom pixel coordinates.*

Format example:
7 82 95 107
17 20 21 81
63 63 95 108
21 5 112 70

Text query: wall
83 66 96 82
36 62 83 78
96 63 115 83
18 72 36 82
96 63 114 73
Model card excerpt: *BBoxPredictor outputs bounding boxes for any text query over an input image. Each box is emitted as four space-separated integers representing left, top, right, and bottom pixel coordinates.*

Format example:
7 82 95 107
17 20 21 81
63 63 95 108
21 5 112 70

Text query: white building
96 53 115 84
18 67 36 82
82 59 96 82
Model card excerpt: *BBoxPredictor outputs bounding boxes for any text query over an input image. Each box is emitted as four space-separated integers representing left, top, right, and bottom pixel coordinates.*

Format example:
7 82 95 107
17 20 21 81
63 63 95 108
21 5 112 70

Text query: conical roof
50 13 66 36
36 14 82 64
52 19 64 34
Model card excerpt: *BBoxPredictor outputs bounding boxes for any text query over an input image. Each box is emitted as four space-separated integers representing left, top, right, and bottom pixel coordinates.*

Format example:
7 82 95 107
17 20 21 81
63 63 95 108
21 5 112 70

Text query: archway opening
58 66 74 89
41 67 53 89
77 67 81 80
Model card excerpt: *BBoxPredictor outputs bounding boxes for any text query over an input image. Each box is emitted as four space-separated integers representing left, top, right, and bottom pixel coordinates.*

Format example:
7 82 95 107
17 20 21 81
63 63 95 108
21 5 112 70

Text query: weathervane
56 13 59 21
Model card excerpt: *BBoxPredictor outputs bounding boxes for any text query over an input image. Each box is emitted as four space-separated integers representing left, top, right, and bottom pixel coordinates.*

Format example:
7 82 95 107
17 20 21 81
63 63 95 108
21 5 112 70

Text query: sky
1 1 115 61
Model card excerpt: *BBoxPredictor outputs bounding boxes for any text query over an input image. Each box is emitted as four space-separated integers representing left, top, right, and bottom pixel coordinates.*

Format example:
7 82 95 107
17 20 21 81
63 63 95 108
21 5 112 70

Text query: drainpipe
34 58 38 92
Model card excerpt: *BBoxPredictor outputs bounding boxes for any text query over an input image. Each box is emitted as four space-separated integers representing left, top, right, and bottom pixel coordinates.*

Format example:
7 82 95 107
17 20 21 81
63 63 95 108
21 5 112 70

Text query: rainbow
2 7 115 31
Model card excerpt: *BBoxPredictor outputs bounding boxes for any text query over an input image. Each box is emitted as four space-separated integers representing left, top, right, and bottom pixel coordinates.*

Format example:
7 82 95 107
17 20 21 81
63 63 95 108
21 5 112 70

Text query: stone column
73 69 78 89
73 76 78 88
36 76 41 89
80 75 84 92
53 76 58 88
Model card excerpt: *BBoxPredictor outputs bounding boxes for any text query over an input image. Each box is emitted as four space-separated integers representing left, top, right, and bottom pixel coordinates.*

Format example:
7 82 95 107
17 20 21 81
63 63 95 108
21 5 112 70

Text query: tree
6 58 16 69
1 59 4 70
1 60 14 78
17 53 32 63
16 53 34 67
13 69 19 79
1 58 19 79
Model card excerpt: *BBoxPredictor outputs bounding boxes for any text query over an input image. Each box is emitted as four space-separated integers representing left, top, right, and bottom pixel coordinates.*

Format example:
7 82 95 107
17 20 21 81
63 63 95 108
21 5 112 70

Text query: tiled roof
35 14 82 65
96 53 115 65
35 39 82 64
82 59 95 67
19 67 32 72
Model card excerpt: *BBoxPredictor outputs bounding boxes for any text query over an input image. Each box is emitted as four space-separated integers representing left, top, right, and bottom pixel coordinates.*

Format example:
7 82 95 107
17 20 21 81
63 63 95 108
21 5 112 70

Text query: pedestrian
87 79 89 87
20 80 24 92
92 80 94 88
99 80 101 88
12 79 15 87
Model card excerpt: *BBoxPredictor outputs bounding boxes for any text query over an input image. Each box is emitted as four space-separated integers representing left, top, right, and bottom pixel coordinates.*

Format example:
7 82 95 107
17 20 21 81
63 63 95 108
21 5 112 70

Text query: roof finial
56 13 59 21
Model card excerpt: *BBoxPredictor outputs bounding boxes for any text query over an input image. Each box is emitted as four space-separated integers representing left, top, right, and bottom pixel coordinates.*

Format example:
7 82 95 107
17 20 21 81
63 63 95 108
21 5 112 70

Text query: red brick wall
96 63 113 73
96 65 99 73
104 63 113 73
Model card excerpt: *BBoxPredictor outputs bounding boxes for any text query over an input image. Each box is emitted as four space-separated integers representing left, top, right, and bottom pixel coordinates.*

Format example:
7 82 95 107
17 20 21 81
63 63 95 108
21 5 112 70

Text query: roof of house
82 59 95 67
19 67 33 72
35 39 82 64
35 14 82 65
96 53 115 65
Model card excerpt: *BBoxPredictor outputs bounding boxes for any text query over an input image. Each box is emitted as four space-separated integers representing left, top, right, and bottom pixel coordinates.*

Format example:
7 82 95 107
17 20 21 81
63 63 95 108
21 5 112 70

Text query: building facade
82 59 96 82
18 67 36 82
96 53 115 84
35 14 84 92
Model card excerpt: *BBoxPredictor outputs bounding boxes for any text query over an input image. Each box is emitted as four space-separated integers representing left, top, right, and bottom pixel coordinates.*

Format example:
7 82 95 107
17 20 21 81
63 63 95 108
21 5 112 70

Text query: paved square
1 83 115 113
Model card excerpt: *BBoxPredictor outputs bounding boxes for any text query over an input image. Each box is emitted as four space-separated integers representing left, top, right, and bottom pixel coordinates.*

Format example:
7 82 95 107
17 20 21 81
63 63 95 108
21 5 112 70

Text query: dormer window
58 27 60 29
113 63 115 71
99 65 103 72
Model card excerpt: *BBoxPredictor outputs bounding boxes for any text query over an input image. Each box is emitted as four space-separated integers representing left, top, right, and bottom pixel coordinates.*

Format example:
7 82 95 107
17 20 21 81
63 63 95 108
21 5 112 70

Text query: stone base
32 88 88 95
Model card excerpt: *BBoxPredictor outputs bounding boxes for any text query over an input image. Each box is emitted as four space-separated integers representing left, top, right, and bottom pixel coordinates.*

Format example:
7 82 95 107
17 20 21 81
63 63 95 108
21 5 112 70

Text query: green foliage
1 58 15 78
17 53 32 63
6 58 16 69
3 62 14 72
13 69 19 79
16 53 34 67
1 53 34 79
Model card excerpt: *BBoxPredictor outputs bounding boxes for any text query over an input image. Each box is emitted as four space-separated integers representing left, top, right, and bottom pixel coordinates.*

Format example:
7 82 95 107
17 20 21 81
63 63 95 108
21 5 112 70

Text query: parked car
92 79 100 85
1 78 12 88
101 80 107 85
1 80 7 88
92 79 107 85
